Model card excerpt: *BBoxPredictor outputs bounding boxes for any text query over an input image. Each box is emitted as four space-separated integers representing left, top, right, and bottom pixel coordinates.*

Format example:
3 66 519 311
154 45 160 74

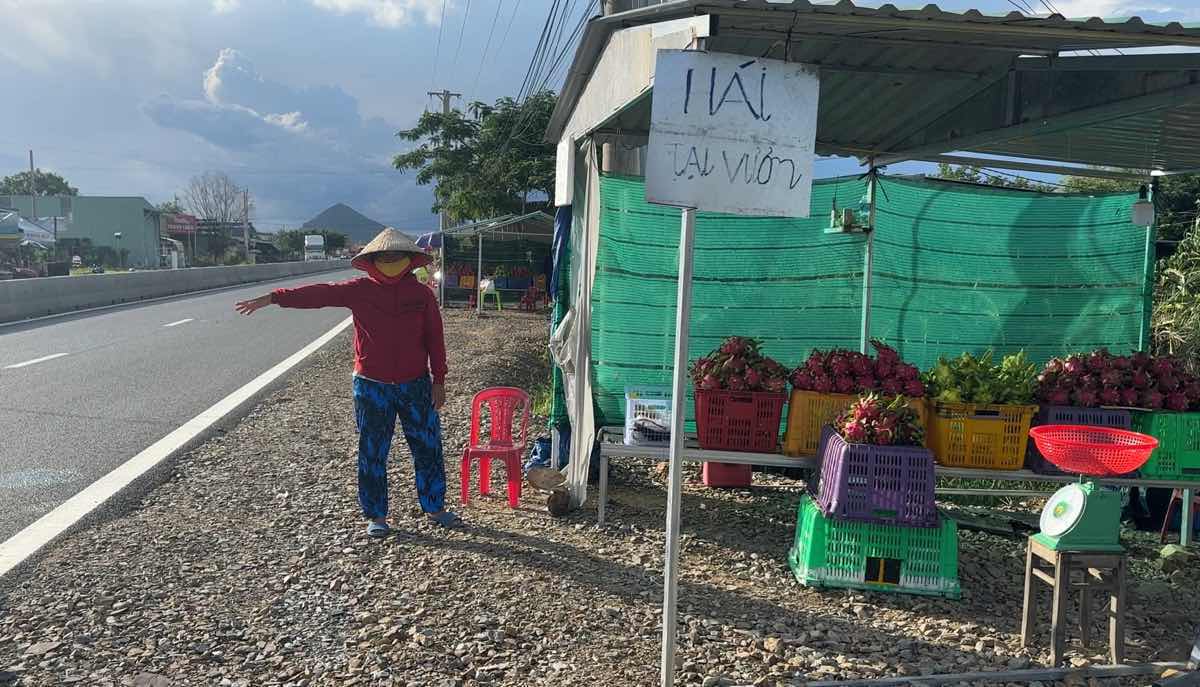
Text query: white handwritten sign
645 50 820 218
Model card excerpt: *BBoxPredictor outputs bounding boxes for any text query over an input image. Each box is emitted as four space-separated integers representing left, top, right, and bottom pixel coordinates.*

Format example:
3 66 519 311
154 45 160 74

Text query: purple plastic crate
811 425 938 528
1026 406 1134 476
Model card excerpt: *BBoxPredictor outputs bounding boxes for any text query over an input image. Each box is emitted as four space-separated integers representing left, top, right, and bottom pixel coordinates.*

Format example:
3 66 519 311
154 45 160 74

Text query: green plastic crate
1130 410 1200 480
787 495 960 598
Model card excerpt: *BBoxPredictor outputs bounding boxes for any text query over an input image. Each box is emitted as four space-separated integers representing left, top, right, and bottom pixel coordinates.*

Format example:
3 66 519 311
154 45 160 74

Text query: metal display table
594 427 1197 544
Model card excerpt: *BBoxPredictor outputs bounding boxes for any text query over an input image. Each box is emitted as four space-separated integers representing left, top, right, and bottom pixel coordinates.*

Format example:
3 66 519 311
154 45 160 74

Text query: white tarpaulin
645 50 820 218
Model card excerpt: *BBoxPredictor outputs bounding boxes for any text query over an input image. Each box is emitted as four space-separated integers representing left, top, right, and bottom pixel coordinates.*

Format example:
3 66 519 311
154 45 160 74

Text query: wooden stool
1021 536 1127 666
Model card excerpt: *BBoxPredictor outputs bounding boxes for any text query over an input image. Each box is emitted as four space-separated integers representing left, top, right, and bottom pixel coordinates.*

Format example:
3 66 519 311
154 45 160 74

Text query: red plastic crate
702 462 752 488
694 389 786 452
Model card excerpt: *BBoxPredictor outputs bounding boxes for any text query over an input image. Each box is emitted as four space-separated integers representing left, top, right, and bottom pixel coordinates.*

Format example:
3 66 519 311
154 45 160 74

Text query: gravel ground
1 309 1197 687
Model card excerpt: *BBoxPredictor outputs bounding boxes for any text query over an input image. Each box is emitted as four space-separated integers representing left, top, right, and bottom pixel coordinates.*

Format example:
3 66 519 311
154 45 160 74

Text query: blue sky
1 0 1198 231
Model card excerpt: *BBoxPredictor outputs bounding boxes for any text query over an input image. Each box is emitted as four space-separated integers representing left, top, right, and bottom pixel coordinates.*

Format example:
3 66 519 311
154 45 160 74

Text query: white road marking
4 353 68 369
0 316 353 580
163 318 194 328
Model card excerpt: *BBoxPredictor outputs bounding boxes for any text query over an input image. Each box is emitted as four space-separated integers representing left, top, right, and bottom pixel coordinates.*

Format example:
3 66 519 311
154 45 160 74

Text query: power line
469 0 506 102
431 0 449 89
499 0 522 54
452 0 472 72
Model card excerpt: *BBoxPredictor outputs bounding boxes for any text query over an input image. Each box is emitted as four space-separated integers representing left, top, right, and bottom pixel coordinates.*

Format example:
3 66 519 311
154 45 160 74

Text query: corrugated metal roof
446 211 555 237
548 1 1200 173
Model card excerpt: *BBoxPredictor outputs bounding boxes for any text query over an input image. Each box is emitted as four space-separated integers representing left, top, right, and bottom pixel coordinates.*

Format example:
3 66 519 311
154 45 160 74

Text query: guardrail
0 261 348 324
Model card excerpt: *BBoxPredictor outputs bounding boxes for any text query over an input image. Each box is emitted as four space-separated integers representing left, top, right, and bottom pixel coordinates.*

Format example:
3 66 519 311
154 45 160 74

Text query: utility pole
242 188 251 263
28 150 35 224
428 88 460 305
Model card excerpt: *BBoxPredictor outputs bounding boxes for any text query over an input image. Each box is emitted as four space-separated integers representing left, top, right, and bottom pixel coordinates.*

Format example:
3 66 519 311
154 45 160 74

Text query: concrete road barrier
0 261 348 324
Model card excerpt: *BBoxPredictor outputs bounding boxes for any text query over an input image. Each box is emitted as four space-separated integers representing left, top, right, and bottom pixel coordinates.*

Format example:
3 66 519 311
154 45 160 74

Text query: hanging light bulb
1132 184 1154 227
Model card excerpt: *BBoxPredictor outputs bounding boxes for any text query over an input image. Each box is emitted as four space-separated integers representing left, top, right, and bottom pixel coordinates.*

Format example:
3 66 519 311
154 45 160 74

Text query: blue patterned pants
352 375 445 518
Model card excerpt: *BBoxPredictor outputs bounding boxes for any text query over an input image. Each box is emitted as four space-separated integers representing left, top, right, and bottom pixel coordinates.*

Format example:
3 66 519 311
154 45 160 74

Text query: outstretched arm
235 293 273 315
236 280 357 315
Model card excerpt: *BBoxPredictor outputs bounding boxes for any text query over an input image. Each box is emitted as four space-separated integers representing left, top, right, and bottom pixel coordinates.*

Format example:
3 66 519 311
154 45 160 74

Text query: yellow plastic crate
460 275 475 289
928 402 1037 470
782 390 928 457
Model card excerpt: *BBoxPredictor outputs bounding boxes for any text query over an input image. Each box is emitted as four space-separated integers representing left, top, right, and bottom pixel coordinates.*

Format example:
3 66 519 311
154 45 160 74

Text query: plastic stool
1161 488 1200 543
478 278 502 311
460 388 531 508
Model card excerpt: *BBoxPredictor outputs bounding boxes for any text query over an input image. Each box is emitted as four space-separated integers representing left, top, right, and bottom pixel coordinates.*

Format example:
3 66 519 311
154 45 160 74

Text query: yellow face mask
374 255 412 277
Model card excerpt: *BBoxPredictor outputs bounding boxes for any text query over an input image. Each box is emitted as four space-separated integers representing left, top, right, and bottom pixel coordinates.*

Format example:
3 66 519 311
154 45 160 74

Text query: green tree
393 91 557 222
157 199 185 214
1063 173 1200 241
935 164 1054 192
0 169 78 196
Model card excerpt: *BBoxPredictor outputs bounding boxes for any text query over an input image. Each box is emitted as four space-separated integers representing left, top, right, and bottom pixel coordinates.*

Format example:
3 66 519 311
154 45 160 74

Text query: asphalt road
0 268 358 542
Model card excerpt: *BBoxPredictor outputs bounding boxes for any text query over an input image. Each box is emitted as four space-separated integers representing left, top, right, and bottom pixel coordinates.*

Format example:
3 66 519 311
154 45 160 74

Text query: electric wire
431 0 450 90
469 0 506 103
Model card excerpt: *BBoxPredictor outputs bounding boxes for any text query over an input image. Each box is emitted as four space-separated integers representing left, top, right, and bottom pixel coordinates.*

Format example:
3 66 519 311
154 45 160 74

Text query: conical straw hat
351 228 432 271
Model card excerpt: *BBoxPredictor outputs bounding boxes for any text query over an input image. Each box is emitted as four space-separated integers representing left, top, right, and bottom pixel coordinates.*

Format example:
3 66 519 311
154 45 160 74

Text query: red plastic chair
460 387 532 508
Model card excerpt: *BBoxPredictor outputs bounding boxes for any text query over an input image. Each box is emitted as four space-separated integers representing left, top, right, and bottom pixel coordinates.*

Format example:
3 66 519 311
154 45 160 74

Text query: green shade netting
588 173 1147 429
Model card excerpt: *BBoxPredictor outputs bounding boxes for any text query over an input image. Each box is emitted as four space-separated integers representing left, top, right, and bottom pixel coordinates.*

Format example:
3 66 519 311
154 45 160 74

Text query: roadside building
0 194 161 268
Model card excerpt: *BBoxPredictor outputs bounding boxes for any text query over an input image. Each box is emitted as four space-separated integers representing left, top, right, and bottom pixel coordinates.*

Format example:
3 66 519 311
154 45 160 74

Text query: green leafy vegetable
922 349 1037 405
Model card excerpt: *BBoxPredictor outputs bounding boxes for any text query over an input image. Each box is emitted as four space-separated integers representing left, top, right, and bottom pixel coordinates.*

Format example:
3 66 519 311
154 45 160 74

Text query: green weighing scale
1034 480 1125 552
1028 425 1160 553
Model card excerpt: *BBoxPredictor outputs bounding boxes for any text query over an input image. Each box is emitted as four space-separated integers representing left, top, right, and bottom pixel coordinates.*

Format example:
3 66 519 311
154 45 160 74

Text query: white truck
303 234 325 262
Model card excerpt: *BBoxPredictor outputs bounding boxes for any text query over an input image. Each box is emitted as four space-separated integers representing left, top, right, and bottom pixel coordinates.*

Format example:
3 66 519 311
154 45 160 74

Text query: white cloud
1050 0 1199 20
309 0 444 28
212 0 239 13
144 48 433 228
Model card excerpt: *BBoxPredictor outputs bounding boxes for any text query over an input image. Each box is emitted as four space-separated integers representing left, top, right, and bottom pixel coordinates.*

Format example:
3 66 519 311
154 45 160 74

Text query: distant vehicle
303 234 326 262
71 255 82 268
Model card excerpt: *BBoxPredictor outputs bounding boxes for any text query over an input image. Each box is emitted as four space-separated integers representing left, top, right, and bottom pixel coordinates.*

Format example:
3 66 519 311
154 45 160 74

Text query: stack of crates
788 427 960 598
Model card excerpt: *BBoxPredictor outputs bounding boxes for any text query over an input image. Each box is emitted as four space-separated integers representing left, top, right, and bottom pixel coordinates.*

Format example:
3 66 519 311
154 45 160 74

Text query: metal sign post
659 206 696 687
644 48 819 687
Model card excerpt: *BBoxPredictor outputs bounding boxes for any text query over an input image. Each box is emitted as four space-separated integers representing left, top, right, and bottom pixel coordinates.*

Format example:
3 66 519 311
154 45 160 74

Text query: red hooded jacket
271 274 448 385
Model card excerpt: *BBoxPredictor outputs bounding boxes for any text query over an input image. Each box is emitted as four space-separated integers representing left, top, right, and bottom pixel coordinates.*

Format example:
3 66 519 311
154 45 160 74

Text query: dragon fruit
1158 374 1180 392
720 337 751 355
1100 369 1123 387
1120 387 1141 406
790 370 814 390
1166 392 1190 411
1141 389 1165 410
1099 387 1121 406
1064 355 1086 375
691 336 789 394
1131 370 1151 389
1152 357 1176 376
1112 356 1132 371
835 393 924 447
1072 388 1099 408
789 341 925 398
1046 387 1071 406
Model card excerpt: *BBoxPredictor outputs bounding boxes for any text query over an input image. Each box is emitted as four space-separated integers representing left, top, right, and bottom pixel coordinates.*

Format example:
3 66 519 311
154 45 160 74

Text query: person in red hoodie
235 228 459 537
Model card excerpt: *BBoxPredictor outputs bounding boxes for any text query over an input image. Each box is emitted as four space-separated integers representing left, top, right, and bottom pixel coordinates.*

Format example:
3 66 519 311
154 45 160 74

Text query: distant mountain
302 203 386 244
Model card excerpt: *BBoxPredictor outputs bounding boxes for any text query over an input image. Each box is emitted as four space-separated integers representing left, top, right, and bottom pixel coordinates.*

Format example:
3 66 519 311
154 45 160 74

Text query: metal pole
242 189 251 263
1140 180 1158 351
28 150 36 224
660 206 696 687
859 168 877 354
1183 489 1194 547
477 231 484 315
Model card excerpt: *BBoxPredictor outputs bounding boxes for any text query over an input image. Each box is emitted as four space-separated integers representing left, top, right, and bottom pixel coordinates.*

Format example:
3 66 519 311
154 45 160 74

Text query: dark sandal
428 511 462 528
